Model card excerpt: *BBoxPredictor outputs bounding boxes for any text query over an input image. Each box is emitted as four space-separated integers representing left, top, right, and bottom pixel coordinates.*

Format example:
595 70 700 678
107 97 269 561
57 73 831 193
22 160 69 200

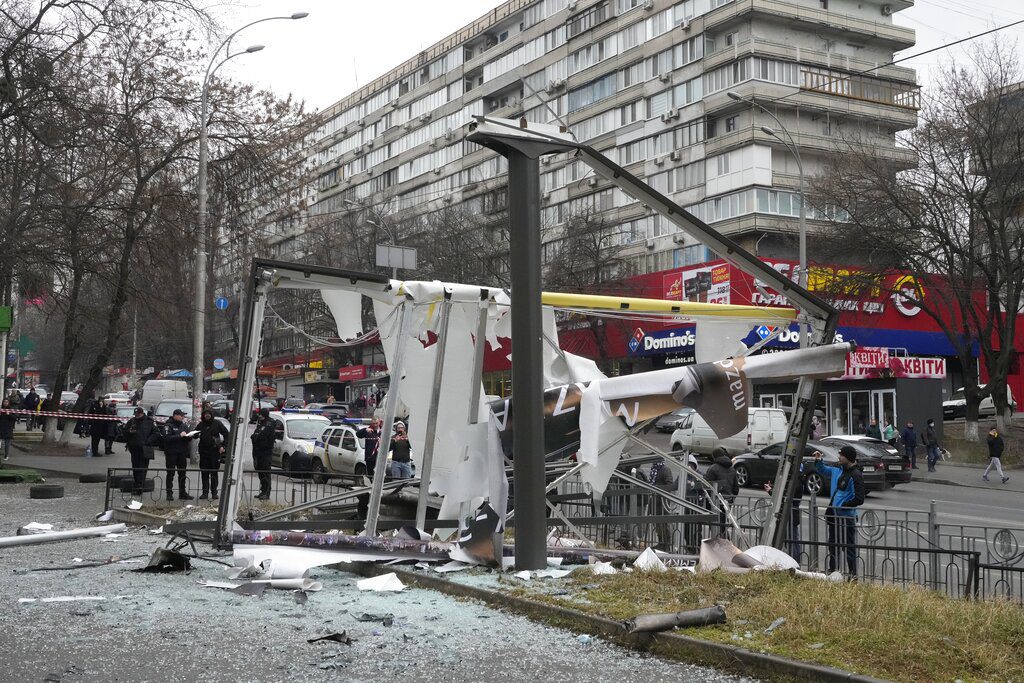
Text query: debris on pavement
136 547 191 573
625 605 728 634
590 560 618 575
633 547 668 572
126 500 143 510
307 631 355 645
764 617 786 634
356 613 395 626
17 522 54 535
356 572 405 592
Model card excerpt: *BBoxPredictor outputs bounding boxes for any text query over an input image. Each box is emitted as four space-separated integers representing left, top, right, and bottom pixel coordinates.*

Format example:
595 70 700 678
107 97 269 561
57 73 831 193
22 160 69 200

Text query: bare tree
814 41 1024 439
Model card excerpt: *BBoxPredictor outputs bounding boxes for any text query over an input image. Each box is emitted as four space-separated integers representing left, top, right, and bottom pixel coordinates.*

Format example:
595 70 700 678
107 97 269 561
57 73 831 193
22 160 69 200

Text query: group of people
892 418 943 472
354 417 413 480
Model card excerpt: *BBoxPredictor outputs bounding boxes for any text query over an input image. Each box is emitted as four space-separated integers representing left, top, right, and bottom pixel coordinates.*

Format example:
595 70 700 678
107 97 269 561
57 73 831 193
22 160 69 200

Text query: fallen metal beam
0 523 127 548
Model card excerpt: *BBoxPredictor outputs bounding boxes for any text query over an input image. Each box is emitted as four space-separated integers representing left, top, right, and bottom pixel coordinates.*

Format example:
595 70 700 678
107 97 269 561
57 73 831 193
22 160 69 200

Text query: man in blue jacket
815 445 866 577
900 420 919 469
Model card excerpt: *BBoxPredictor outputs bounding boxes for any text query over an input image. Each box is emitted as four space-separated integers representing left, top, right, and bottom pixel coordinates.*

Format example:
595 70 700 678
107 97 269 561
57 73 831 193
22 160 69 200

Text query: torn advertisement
577 343 851 467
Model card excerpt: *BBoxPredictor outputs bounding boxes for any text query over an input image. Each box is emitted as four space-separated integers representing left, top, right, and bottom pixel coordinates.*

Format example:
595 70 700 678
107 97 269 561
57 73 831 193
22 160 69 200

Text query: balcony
707 0 916 50
704 124 918 169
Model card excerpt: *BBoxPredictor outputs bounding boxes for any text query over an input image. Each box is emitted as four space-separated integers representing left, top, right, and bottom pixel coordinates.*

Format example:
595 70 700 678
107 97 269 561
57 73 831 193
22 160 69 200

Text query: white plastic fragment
199 580 242 589
356 573 405 592
149 527 163 535
127 500 143 510
546 556 564 567
95 510 113 522
252 578 323 591
591 561 618 575
513 570 532 581
535 568 572 579
434 561 471 573
633 547 667 572
19 522 54 534
737 545 799 571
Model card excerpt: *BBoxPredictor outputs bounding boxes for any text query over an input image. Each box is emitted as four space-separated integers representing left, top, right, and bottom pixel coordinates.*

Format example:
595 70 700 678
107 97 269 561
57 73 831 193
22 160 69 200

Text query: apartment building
214 0 919 394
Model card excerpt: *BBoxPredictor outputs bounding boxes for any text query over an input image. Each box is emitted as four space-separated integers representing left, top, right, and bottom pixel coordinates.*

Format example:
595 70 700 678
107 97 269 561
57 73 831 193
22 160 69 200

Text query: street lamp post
192 13 307 417
727 91 808 347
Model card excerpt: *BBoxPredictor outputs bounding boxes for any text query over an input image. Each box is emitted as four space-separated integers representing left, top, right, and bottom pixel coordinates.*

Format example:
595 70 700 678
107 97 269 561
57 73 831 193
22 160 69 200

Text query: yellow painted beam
540 291 797 320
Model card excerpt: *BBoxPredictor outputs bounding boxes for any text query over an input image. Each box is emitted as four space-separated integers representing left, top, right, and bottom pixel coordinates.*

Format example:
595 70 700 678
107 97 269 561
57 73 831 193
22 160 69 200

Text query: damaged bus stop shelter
214 117 842 570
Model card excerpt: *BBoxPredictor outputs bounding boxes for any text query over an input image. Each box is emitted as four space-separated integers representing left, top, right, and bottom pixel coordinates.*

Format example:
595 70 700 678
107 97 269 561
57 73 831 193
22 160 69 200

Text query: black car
731 440 886 496
654 407 694 433
822 435 912 487
307 403 350 424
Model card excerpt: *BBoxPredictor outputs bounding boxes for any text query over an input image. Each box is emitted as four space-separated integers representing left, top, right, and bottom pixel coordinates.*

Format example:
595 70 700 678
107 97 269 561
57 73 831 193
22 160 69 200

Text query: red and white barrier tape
0 409 125 421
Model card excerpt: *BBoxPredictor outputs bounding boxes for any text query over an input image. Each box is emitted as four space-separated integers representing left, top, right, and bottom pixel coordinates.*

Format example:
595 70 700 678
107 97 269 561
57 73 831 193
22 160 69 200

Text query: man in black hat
163 408 196 501
250 407 277 500
815 445 865 577
124 407 156 496
196 408 229 500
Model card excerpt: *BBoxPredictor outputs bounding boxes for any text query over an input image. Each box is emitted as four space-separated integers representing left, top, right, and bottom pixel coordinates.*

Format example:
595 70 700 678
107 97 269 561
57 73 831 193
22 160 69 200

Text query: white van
670 407 789 459
943 384 1017 419
139 380 191 411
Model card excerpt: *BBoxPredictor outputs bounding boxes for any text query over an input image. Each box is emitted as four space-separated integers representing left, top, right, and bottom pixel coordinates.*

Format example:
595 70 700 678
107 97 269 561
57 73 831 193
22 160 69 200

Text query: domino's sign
629 325 697 364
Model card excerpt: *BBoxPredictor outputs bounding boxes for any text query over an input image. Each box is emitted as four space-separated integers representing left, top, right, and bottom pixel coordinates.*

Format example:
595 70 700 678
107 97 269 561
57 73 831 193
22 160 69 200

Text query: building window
819 0 828 8
725 115 737 132
567 2 609 39
725 31 736 46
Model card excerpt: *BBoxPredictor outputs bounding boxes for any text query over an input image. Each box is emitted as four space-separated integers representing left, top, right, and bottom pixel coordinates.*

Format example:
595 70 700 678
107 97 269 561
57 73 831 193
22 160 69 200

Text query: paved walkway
906 460 1024 493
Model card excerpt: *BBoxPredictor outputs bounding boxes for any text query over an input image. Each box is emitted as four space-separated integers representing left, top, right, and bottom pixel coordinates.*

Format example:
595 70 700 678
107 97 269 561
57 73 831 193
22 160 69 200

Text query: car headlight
302 442 314 453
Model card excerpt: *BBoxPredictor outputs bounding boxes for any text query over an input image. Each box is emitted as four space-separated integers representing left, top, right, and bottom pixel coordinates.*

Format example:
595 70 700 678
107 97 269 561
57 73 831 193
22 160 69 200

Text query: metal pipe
415 294 452 530
508 151 546 571
365 299 412 536
0 524 127 548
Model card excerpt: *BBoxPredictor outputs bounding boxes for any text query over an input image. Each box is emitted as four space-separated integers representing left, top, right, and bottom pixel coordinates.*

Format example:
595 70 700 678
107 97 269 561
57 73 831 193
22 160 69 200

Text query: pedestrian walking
88 398 108 457
924 418 941 472
900 420 919 469
356 418 381 477
865 418 882 440
984 427 1009 484
124 407 156 496
162 409 195 501
250 408 276 500
0 398 16 462
816 445 865 577
704 447 739 537
196 409 229 499
389 421 413 479
883 420 897 446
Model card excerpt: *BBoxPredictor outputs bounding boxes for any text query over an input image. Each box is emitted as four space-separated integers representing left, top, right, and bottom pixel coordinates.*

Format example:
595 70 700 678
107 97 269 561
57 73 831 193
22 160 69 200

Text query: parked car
202 392 226 403
731 440 886 496
671 407 789 459
943 384 1017 420
58 391 80 410
103 392 132 406
310 423 366 481
307 403 350 423
655 407 694 433
139 380 190 411
209 398 275 423
152 398 194 426
822 435 911 487
268 411 332 472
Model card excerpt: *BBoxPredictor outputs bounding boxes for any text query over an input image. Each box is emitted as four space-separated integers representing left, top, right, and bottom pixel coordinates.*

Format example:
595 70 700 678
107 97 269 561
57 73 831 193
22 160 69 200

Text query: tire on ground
119 478 155 493
79 473 106 483
29 484 65 499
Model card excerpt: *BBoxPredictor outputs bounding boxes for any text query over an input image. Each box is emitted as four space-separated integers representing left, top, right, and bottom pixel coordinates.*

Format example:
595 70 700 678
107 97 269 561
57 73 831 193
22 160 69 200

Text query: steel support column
415 293 452 530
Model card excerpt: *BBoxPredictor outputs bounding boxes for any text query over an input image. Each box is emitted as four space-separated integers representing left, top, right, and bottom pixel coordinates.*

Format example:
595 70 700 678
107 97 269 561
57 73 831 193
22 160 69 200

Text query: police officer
251 408 277 500
196 409 229 500
163 409 195 501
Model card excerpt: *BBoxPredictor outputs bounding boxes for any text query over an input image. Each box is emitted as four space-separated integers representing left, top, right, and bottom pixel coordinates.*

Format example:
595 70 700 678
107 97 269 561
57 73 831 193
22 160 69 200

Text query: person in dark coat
22 387 39 430
924 418 941 472
649 457 677 550
124 407 156 495
356 418 382 477
0 397 16 462
984 427 1009 484
88 399 108 457
389 421 413 479
865 418 882 440
162 409 195 501
250 408 277 500
900 421 918 469
104 401 117 454
196 409 229 499
704 446 739 536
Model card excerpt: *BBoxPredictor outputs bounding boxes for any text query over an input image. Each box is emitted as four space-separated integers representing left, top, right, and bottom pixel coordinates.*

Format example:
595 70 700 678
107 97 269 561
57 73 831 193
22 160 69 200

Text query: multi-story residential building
213 0 919 399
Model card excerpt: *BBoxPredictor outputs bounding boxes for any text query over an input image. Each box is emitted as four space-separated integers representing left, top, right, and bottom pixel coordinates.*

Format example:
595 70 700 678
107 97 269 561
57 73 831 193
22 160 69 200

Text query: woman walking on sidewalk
984 427 1009 484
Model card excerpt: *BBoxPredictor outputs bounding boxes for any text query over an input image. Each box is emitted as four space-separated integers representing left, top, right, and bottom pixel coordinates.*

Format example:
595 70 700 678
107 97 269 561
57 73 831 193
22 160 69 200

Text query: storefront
337 364 388 405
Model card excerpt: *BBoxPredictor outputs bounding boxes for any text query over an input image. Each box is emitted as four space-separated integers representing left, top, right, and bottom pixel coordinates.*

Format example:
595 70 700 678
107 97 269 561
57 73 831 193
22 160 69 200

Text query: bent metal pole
415 292 452 531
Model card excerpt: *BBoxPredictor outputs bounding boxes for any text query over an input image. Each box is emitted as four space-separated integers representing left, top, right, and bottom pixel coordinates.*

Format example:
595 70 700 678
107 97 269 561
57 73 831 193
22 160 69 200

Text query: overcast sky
213 0 1024 112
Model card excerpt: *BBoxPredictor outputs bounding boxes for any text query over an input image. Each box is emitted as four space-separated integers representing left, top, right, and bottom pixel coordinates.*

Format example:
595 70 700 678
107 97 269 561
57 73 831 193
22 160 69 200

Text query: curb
353 563 889 683
913 475 1022 493
112 508 169 526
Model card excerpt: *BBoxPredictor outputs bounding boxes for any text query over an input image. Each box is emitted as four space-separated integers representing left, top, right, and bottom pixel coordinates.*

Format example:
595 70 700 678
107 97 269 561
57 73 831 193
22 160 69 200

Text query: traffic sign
214 296 229 311
213 358 225 370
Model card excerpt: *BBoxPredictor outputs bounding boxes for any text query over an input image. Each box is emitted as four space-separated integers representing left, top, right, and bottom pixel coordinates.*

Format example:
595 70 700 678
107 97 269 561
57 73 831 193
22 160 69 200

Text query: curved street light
192 13 307 409
727 90 808 347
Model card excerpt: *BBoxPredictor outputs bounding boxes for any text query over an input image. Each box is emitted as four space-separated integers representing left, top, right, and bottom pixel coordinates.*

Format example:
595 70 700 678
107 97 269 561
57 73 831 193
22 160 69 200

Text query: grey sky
214 0 1024 112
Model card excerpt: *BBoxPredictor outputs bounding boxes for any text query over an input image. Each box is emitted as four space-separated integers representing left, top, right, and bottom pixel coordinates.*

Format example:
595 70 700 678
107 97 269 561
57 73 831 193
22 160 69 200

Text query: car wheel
281 453 291 472
311 458 326 484
805 472 825 496
734 464 750 488
79 473 106 484
29 484 64 499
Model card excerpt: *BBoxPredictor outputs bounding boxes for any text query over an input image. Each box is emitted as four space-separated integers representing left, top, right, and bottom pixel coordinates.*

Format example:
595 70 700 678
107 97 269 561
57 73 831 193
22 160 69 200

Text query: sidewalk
910 460 1024 493
4 433 135 478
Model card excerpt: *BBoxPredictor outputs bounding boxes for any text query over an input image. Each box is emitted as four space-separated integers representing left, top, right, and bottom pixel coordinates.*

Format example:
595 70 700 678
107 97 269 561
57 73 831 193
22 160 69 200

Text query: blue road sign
213 358 226 371
214 296 229 311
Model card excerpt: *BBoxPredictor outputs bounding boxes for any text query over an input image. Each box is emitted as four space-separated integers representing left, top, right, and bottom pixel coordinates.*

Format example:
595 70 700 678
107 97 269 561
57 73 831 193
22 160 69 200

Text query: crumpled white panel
321 289 364 340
